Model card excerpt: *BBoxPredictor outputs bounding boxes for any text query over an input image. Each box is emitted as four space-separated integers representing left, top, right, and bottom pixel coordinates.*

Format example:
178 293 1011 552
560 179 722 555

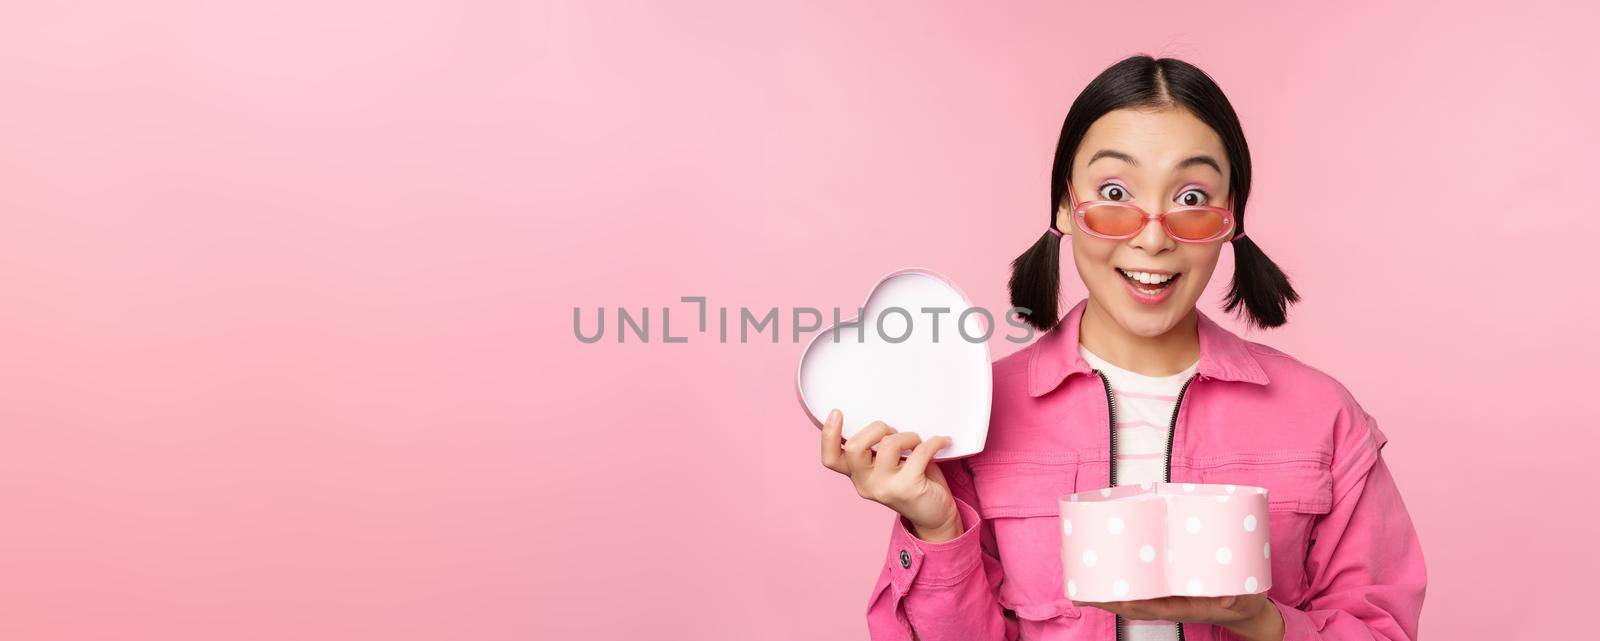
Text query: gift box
1059 482 1272 601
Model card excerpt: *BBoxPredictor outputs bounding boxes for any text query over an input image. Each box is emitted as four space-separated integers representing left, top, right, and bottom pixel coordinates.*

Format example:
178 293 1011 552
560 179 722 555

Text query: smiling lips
1118 267 1179 289
1116 267 1181 303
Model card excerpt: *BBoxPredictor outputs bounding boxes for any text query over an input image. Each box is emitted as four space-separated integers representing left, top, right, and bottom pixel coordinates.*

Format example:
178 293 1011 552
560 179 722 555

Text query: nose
1126 198 1175 254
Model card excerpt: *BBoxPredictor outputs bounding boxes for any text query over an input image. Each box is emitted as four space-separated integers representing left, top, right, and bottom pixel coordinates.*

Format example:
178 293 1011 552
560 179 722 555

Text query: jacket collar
1027 298 1270 397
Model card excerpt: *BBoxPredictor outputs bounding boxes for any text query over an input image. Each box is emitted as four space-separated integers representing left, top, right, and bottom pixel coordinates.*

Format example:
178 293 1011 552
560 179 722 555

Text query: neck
1078 298 1201 377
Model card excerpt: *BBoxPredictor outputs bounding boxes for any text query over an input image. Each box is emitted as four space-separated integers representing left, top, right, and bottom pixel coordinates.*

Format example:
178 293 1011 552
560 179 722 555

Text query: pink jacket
865 299 1426 641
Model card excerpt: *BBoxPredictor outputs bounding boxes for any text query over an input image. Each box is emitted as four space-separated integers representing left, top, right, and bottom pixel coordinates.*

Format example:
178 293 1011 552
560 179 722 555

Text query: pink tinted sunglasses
1048 183 1245 242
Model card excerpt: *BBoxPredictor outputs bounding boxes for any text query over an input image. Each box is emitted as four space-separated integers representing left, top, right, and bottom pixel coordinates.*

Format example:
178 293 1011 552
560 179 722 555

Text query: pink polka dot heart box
1060 482 1272 602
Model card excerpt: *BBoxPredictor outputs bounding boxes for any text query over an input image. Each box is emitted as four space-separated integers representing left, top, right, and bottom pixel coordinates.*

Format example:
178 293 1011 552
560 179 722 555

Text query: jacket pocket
968 459 1080 518
967 460 1082 620
1202 460 1333 606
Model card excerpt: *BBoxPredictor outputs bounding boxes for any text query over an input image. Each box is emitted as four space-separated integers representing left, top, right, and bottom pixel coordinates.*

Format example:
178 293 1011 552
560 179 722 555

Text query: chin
1103 285 1193 337
1113 310 1180 337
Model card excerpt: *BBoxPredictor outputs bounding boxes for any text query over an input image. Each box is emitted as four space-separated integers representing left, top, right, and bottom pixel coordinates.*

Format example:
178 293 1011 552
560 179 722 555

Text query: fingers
1075 600 1132 619
841 420 895 478
900 434 951 480
1077 596 1216 623
1072 600 1116 620
871 431 923 478
819 409 846 474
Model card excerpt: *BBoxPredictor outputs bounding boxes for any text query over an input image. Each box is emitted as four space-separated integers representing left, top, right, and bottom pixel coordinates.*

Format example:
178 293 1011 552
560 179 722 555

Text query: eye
1098 184 1131 201
1176 188 1209 207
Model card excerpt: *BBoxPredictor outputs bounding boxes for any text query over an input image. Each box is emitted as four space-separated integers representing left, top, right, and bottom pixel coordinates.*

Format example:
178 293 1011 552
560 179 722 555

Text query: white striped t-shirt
1079 343 1199 641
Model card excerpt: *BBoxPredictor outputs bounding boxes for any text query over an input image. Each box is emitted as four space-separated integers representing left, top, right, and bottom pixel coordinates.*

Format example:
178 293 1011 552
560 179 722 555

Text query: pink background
1 1 1594 639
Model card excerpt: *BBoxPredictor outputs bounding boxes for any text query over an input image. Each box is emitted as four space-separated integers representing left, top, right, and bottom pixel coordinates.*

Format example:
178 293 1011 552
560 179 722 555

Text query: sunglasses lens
1083 203 1145 237
1165 208 1229 241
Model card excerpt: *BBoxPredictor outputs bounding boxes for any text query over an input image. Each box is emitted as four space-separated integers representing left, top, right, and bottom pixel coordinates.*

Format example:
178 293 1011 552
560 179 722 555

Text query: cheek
1190 247 1224 274
1068 239 1126 301
1068 238 1118 279
1175 248 1223 287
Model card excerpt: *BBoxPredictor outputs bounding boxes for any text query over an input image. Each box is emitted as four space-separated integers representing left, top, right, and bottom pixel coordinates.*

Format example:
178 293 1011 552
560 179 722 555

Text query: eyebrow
1087 149 1224 175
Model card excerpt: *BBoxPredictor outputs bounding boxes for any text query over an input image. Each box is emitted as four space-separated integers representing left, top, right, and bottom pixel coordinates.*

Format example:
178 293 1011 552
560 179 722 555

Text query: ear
1055 200 1073 237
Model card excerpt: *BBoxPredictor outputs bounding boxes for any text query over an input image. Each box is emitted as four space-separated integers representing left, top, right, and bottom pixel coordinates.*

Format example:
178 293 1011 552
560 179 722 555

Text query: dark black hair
1009 54 1300 331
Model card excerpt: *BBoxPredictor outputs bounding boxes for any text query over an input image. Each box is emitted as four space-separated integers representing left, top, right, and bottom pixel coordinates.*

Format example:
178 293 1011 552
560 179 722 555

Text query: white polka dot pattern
1058 482 1272 601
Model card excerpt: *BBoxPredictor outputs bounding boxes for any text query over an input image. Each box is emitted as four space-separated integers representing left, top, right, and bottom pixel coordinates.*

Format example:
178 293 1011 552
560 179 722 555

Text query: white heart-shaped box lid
796 268 992 460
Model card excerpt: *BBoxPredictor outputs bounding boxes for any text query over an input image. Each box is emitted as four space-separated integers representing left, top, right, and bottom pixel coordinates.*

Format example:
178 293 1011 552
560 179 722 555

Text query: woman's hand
818 409 961 542
1072 593 1285 641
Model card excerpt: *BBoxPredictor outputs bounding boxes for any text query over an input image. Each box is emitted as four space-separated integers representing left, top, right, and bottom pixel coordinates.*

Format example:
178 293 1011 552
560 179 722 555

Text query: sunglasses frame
1059 182 1240 243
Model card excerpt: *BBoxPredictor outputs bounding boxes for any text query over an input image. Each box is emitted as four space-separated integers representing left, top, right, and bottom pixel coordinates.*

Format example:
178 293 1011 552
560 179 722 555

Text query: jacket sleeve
865 457 1017 641
1267 412 1427 641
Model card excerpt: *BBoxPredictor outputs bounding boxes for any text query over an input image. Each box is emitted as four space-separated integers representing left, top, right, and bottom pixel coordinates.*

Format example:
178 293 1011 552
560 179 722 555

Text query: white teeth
1121 269 1175 285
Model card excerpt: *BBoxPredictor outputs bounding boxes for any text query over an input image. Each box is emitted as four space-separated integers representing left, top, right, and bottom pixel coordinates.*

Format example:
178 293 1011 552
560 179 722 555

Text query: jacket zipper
1099 369 1198 641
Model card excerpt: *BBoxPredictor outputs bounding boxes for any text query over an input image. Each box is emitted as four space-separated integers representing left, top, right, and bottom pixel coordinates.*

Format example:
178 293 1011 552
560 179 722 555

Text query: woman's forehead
1076 107 1228 174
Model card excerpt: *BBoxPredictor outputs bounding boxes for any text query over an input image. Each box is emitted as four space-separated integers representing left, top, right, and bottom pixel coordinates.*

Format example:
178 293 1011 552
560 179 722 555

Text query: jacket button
899 550 912 568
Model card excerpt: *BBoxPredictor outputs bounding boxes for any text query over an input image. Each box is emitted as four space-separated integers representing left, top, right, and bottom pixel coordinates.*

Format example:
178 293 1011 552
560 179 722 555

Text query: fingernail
827 409 840 423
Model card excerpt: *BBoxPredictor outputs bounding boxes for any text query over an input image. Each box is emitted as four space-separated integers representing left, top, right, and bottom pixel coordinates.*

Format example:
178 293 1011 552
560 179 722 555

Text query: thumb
923 447 950 486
